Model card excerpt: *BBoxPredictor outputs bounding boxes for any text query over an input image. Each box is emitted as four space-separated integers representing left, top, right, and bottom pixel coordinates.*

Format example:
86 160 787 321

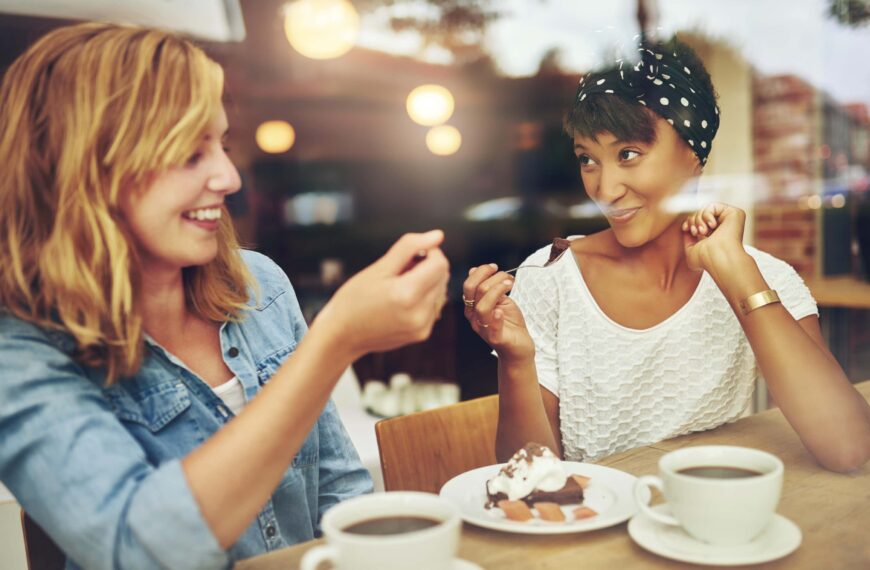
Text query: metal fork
503 246 571 275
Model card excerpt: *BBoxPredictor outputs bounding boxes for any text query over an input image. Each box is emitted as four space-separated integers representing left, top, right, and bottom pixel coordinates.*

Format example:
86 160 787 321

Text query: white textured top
211 376 247 416
510 239 818 462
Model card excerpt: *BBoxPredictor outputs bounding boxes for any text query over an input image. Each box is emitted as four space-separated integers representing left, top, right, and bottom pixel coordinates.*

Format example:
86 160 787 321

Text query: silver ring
476 320 489 328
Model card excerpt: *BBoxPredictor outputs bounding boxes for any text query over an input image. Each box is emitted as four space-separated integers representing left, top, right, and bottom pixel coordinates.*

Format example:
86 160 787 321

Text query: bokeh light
283 0 359 60
256 120 296 154
426 125 462 156
406 84 455 126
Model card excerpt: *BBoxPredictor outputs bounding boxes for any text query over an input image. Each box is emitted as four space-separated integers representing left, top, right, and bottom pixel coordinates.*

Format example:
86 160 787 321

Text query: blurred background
1 2 869 562
0 0 869 397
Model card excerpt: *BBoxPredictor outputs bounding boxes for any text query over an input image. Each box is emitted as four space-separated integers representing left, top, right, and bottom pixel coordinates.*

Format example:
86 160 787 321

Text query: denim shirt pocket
104 380 192 433
290 425 319 469
253 343 318 470
277 429 318 497
253 288 287 312
255 343 297 387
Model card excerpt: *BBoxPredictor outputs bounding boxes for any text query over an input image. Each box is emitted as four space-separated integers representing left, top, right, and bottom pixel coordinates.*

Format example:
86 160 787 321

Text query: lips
606 207 642 223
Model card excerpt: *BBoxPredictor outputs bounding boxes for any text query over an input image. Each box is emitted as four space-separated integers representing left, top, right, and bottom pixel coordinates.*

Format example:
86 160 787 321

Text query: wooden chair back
20 511 65 570
375 395 499 493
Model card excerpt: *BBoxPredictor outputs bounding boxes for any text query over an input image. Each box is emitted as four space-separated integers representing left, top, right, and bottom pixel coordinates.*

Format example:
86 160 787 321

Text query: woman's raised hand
462 264 535 362
314 230 450 359
681 202 747 273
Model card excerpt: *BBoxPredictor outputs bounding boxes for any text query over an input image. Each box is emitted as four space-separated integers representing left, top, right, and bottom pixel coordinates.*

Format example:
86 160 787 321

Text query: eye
186 151 204 167
619 149 641 162
577 154 598 168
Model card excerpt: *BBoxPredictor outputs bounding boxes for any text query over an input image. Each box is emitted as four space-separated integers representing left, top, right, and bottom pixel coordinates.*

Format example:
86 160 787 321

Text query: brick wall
753 202 817 276
752 74 821 276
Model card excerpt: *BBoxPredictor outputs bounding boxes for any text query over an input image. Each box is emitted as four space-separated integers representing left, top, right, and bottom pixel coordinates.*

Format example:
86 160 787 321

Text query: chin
177 247 220 269
190 253 219 268
611 227 651 249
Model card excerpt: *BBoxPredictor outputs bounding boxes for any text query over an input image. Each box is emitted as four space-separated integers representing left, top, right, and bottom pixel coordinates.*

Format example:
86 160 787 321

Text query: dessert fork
503 238 572 275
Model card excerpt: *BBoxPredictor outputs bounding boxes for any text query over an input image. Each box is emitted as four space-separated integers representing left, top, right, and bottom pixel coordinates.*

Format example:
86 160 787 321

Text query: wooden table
240 382 870 570
804 276 870 310
803 276 870 380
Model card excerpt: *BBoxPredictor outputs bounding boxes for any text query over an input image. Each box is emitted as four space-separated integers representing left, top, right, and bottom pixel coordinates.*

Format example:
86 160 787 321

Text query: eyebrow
574 138 635 151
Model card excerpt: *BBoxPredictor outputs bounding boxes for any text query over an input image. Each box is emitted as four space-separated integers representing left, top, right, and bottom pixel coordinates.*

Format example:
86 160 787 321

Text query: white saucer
628 505 802 566
454 558 483 570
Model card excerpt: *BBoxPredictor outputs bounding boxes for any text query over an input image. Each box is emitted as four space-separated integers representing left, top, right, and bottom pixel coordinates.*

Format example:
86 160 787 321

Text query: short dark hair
563 37 718 144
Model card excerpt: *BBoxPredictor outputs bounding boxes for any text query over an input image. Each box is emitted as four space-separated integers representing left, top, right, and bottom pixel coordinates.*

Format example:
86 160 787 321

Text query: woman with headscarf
463 38 870 472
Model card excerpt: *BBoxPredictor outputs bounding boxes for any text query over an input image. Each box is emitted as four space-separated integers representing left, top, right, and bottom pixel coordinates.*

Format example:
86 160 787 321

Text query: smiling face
574 115 701 248
120 106 241 274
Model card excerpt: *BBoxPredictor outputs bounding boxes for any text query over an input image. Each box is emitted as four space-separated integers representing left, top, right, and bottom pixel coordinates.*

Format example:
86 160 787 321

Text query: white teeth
184 207 222 221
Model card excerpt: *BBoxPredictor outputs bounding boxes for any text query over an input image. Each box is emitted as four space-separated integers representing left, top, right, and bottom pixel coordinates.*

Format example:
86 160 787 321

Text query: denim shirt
0 250 372 569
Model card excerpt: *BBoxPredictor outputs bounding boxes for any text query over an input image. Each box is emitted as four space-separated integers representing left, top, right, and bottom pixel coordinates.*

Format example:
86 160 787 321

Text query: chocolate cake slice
547 237 572 265
487 474 584 507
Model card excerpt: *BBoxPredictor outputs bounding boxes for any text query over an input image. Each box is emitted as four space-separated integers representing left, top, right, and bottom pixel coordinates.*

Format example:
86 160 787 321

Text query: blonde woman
0 23 449 568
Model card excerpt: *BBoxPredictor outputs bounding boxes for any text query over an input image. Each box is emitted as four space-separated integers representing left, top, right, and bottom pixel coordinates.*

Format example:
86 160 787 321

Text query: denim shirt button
265 524 277 538
227 347 240 358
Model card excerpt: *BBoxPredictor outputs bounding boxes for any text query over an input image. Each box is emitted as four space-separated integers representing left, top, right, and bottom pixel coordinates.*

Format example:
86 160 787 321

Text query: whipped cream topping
486 443 567 500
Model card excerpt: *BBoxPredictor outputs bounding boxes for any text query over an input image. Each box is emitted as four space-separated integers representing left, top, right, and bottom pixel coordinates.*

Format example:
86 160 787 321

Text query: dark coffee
342 516 441 536
678 466 762 479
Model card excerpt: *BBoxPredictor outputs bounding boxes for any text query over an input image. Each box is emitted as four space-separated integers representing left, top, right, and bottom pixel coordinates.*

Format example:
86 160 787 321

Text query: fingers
462 263 499 310
398 246 450 293
473 275 514 321
391 267 449 345
415 274 449 331
465 270 514 341
701 204 718 231
682 203 724 238
388 244 449 331
379 230 445 274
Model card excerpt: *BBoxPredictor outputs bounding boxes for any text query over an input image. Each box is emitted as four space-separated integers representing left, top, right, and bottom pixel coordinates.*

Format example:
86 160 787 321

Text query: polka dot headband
575 45 720 165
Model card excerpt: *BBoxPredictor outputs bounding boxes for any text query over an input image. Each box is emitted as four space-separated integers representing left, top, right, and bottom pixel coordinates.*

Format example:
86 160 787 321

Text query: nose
206 151 242 195
593 164 627 207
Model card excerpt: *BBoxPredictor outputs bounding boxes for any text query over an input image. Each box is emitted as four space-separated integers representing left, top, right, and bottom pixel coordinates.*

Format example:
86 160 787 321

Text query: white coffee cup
634 445 783 545
300 491 460 570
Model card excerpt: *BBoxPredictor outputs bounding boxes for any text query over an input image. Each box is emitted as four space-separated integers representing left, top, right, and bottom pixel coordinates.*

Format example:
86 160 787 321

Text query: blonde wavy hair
0 23 253 384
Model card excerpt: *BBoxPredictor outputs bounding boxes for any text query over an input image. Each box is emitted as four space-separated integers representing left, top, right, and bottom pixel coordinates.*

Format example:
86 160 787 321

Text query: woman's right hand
462 264 534 362
314 230 450 360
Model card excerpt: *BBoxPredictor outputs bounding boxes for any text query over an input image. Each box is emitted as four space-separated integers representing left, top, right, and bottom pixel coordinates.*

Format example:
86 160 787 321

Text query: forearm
709 249 870 471
183 319 354 548
495 356 560 461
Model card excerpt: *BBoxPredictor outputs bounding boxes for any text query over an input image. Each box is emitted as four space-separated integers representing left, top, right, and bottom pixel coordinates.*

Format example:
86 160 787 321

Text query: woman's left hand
681 202 746 272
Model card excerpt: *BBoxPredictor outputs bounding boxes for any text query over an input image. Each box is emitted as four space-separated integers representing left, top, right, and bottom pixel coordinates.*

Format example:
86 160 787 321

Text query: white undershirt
211 376 247 416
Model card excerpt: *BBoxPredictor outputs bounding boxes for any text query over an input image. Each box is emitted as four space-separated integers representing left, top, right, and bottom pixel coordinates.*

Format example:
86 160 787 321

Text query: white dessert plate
628 505 802 566
453 558 483 570
439 462 649 534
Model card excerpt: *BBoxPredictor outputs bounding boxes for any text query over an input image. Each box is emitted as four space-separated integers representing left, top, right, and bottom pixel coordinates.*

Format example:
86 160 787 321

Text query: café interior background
1 0 868 400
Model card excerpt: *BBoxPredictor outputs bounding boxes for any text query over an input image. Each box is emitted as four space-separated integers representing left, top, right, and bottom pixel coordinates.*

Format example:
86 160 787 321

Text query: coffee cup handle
634 475 680 526
300 544 338 570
